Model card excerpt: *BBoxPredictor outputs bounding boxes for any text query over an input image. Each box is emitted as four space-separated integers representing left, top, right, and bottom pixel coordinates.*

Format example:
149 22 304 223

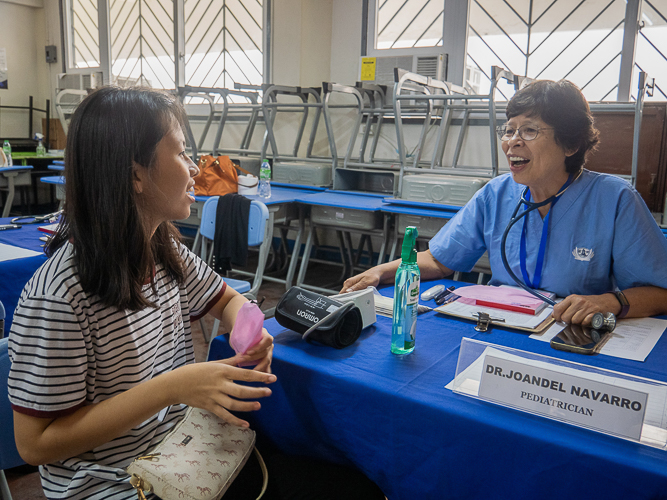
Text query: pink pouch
230 302 265 355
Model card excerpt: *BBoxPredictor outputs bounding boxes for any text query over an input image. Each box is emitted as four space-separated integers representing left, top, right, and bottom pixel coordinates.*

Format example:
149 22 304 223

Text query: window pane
634 0 667 100
69 0 100 69
184 0 263 92
110 0 175 89
376 0 444 49
467 0 626 101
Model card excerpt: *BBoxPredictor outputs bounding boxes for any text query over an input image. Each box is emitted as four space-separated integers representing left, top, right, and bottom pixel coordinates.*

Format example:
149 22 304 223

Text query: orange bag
193 155 252 196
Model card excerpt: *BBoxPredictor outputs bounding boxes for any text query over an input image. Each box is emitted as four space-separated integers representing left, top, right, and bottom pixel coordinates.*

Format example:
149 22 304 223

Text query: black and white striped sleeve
178 243 226 320
8 294 88 417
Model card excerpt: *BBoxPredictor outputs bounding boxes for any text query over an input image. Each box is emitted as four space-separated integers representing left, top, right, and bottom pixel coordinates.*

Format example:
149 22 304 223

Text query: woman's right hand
166 360 277 427
340 267 384 294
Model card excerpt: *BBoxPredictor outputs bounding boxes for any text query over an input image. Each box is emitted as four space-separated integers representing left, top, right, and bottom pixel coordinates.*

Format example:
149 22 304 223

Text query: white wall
270 0 361 87
330 0 362 85
272 0 333 87
0 0 58 139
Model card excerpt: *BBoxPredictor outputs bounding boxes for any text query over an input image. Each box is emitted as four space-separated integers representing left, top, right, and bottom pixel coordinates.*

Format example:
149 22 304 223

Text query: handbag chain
130 473 150 500
129 453 161 499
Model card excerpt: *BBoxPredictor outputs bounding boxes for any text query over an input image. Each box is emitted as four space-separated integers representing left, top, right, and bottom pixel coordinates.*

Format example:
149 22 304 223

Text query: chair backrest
200 197 269 247
0 337 25 470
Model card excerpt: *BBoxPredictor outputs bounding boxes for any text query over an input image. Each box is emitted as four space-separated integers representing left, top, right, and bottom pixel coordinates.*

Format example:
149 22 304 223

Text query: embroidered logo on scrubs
572 247 594 261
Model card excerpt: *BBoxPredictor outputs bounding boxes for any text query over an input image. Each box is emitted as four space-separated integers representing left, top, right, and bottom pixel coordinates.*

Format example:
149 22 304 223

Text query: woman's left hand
552 293 620 325
237 328 273 373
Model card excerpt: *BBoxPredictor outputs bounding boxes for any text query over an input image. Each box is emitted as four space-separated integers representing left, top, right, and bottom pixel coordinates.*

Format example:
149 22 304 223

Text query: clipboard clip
473 312 505 332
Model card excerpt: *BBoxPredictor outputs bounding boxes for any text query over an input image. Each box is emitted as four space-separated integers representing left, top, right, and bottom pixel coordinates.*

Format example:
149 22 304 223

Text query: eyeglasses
496 124 554 142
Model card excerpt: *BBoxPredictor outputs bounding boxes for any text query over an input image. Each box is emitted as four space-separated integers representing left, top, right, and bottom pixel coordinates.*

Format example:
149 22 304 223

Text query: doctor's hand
340 267 383 294
552 293 621 325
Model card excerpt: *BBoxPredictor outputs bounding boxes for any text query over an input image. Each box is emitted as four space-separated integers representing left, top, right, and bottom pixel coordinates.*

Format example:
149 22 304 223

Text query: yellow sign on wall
360 57 376 81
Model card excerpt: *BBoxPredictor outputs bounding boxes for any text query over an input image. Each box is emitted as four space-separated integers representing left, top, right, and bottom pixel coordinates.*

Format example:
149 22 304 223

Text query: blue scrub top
429 170 667 297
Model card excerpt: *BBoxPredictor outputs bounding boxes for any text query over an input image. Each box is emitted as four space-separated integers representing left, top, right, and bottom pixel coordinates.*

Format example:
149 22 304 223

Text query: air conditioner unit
57 72 103 92
359 53 448 85
114 75 153 88
464 65 483 94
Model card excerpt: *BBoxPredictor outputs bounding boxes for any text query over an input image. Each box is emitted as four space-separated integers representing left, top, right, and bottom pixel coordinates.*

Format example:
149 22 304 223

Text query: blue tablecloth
0 218 48 335
209 279 667 500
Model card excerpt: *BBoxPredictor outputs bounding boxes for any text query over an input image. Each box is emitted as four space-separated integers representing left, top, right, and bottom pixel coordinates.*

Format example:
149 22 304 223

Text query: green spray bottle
391 226 420 354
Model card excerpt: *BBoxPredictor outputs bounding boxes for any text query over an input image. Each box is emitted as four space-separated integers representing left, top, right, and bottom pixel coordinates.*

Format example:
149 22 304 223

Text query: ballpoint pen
434 286 456 305
0 224 21 231
441 293 460 305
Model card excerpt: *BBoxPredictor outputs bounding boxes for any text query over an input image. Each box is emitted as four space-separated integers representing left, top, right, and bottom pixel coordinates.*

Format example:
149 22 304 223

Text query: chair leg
1 470 14 500
210 319 221 341
200 318 211 344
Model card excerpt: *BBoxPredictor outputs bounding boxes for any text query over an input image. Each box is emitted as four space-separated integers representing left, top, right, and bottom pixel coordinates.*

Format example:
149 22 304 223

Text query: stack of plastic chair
261 85 334 187
55 89 88 134
176 85 267 163
198 197 270 342
1 337 25 500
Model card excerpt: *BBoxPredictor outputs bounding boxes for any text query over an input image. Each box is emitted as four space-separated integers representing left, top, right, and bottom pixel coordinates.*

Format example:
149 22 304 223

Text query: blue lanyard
519 176 573 289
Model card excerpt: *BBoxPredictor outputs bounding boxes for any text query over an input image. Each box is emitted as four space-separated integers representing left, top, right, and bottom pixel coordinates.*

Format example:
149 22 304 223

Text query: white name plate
478 355 648 440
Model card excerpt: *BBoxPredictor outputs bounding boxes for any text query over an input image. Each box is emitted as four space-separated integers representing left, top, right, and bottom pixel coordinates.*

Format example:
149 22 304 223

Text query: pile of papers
372 291 432 318
455 285 555 315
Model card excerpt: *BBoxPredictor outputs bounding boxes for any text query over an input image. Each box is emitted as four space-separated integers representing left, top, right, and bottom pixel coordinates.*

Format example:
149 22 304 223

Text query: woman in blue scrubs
343 79 667 325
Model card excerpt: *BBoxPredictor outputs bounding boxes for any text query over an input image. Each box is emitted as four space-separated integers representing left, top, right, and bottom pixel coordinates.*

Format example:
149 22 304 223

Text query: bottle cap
401 226 418 264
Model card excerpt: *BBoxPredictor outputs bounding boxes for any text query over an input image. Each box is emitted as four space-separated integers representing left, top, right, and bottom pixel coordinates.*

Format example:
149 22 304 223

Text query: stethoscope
499 181 571 307
11 210 62 225
499 173 616 332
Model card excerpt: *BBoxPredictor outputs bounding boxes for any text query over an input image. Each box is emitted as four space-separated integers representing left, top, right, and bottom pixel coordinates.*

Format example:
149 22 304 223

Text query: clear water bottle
2 140 12 166
258 159 271 198
36 140 46 157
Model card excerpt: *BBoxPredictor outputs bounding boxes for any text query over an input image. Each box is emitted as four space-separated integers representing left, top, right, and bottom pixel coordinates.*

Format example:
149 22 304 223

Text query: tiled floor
5 252 346 499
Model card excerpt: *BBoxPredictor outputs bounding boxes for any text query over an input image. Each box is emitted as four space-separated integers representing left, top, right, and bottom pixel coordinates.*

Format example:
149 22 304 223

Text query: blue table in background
380 199 491 282
243 185 323 290
380 201 455 260
0 219 47 335
293 190 391 293
39 175 66 210
1 165 33 217
188 185 322 293
209 279 667 500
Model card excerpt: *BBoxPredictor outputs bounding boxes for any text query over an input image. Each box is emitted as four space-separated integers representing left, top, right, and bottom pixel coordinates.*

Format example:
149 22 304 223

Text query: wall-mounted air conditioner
359 53 448 85
114 75 153 88
57 72 103 92
465 66 483 94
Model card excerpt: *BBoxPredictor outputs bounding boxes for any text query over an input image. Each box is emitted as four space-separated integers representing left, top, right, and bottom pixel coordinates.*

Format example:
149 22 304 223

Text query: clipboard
434 300 555 334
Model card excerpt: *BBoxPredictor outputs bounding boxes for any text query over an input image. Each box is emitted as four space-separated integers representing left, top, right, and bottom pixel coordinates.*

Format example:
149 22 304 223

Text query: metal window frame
364 0 651 101
466 0 644 102
363 0 469 85
62 0 270 89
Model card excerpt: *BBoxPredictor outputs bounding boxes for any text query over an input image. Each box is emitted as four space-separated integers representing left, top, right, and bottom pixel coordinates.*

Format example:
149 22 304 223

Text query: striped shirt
8 241 225 499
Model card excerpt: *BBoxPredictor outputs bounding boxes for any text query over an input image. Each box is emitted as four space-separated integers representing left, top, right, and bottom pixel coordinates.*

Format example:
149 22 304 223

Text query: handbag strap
253 448 269 500
200 155 253 177
234 163 252 177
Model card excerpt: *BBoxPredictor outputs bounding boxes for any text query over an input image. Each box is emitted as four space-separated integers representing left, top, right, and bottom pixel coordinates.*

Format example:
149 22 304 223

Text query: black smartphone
550 324 607 355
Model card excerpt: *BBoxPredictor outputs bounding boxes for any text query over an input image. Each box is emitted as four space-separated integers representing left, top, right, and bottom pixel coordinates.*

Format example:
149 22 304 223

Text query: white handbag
237 175 259 196
127 407 267 500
